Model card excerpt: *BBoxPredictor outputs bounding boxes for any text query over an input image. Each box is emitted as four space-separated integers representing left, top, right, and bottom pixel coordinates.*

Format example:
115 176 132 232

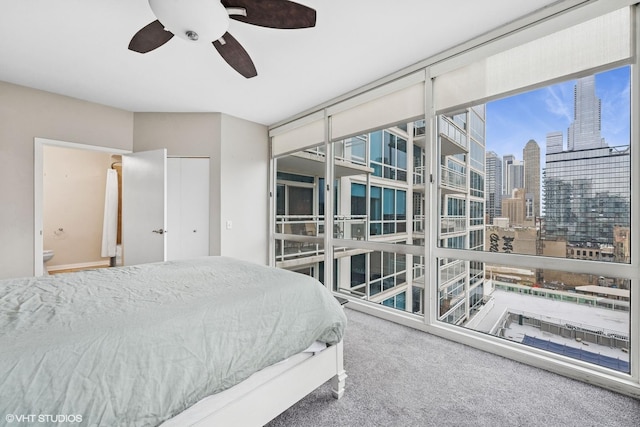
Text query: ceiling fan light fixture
148 0 229 43
131 0 317 79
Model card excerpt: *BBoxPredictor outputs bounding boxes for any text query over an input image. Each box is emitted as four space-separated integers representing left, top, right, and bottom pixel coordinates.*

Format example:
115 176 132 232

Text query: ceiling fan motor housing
148 0 229 42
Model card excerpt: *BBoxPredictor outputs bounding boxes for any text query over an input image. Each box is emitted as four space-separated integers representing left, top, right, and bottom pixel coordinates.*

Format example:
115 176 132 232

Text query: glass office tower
544 145 630 246
544 76 631 247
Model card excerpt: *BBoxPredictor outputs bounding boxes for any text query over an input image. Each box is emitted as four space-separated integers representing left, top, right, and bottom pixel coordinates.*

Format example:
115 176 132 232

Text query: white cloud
600 79 630 146
543 84 572 122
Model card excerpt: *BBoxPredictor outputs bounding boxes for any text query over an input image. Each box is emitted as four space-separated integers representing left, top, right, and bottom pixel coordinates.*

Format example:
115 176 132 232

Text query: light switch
226 220 233 230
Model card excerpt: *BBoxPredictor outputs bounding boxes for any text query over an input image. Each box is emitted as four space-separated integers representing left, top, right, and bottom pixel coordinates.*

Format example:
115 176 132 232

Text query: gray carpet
267 308 640 427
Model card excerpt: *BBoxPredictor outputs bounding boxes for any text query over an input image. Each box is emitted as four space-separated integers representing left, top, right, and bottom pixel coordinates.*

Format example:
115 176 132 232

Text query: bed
0 256 347 426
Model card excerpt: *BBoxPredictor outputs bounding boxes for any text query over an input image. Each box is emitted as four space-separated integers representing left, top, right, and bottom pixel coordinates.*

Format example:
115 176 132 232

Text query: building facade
544 76 631 247
568 75 605 151
437 106 487 325
485 150 502 224
544 145 630 245
274 106 486 325
523 139 541 219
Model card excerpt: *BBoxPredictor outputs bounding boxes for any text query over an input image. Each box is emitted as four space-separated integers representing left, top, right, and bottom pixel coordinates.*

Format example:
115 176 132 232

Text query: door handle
152 229 166 234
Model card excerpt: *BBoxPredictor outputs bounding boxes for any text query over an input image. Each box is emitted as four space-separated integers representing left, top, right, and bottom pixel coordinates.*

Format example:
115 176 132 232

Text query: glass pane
436 257 631 373
397 137 407 170
480 262 628 373
383 132 394 165
273 147 325 274
397 191 406 219
288 187 313 215
276 184 285 216
370 186 382 221
437 67 631 264
480 66 631 263
383 188 394 220
330 123 426 314
434 65 633 373
371 131 382 163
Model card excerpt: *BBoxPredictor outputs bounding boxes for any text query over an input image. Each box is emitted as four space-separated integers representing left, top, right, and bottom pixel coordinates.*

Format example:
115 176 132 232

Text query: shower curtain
101 169 119 258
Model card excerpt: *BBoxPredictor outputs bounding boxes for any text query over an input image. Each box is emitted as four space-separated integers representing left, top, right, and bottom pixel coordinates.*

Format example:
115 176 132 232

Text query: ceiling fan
128 0 316 78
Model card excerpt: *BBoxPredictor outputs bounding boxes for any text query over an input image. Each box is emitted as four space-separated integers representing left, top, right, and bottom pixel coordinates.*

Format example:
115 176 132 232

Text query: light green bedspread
0 257 347 426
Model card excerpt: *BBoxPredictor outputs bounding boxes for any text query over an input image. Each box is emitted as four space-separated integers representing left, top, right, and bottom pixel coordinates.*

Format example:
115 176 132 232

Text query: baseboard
47 260 110 272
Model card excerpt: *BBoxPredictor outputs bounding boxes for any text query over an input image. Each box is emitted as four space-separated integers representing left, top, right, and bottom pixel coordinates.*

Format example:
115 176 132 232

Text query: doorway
34 138 129 276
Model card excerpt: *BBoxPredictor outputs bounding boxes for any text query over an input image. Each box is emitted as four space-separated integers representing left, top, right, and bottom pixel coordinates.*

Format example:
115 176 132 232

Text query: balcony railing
439 259 466 284
413 263 425 283
414 165 425 185
274 215 323 262
440 215 467 236
413 215 424 233
275 214 370 262
439 116 467 150
440 165 466 192
334 215 368 239
276 215 368 238
304 137 367 167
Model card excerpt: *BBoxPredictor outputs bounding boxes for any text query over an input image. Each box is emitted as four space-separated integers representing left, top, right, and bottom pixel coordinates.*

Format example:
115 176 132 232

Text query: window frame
269 1 640 399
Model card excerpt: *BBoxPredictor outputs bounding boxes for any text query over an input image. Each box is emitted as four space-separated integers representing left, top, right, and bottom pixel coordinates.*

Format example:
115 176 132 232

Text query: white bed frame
162 341 346 426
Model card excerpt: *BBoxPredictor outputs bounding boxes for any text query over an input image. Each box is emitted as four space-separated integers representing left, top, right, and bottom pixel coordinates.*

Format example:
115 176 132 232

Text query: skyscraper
502 154 515 196
567 75 604 150
523 139 540 218
544 76 630 246
546 131 563 154
485 151 502 224
505 160 524 196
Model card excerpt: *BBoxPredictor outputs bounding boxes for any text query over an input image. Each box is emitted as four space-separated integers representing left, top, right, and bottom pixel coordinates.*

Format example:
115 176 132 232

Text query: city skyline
485 66 630 159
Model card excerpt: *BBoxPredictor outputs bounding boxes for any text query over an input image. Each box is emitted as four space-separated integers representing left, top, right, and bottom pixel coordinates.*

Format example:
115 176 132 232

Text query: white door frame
33 137 130 276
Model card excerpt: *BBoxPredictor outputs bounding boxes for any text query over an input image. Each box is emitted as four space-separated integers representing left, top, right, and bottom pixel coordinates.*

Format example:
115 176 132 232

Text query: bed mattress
0 257 346 426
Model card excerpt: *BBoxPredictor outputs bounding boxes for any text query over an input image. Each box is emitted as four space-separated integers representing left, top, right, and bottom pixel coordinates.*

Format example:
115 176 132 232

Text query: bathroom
42 144 122 274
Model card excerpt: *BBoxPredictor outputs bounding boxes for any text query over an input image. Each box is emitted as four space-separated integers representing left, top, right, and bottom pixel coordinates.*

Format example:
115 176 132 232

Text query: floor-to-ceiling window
272 121 425 312
269 2 639 397
273 150 325 279
429 4 636 385
331 124 423 312
437 66 632 373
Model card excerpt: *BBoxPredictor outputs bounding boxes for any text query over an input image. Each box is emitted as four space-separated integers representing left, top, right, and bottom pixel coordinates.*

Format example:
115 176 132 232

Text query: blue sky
485 66 631 160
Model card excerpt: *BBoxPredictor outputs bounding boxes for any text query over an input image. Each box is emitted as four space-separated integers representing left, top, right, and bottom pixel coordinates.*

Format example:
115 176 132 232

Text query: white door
167 157 210 260
122 149 167 265
179 158 210 258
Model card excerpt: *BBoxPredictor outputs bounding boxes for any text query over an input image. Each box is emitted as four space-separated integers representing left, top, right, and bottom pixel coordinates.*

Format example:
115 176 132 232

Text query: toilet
43 249 55 275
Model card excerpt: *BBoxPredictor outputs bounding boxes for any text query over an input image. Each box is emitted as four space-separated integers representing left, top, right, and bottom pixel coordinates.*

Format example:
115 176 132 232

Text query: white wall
0 82 268 279
220 114 269 265
133 112 269 265
0 82 134 279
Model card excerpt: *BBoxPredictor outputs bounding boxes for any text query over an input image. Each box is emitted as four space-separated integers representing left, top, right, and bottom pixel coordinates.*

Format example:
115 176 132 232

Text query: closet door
167 157 210 260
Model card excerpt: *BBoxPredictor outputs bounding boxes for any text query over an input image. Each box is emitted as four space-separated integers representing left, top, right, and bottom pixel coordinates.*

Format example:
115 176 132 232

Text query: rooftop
471 287 629 362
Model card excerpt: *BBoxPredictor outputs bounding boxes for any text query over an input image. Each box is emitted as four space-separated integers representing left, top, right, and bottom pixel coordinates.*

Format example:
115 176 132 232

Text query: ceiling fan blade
128 20 174 53
213 32 257 78
221 0 316 29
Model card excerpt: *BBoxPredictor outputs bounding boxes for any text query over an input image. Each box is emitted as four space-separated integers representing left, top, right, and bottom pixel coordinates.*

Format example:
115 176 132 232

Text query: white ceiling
0 0 559 126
